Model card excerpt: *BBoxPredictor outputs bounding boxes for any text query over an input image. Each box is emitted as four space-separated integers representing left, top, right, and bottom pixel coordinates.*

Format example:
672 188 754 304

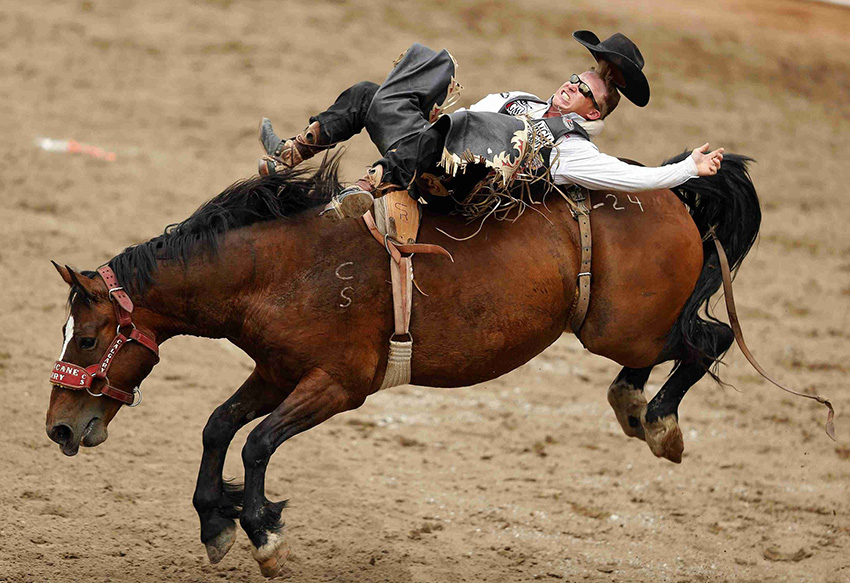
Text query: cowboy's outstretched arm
551 139 699 192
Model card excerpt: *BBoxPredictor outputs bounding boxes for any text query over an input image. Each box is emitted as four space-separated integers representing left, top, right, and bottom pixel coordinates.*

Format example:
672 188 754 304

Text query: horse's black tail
661 153 761 372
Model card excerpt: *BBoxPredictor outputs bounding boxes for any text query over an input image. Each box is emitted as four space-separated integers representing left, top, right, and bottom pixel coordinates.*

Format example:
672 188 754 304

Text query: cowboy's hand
691 143 724 176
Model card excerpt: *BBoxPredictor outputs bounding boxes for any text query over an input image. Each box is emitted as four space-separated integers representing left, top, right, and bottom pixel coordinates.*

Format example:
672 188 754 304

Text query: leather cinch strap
567 193 593 336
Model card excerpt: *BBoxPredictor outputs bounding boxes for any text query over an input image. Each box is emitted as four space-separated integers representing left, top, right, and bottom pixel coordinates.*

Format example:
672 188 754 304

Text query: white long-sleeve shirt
466 92 698 192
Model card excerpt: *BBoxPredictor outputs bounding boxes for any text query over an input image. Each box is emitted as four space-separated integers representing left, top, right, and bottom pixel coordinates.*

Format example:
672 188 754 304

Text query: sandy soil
1 0 849 581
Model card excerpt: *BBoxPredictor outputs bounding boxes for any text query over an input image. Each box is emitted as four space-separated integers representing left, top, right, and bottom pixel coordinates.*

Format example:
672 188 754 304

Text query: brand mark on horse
339 287 354 308
335 262 355 308
334 262 355 281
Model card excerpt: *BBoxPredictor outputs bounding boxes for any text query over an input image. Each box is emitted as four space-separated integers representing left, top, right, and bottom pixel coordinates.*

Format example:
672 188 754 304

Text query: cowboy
258 32 724 220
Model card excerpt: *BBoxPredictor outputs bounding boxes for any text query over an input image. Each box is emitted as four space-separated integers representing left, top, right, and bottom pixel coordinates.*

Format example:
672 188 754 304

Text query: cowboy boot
320 165 387 221
258 118 327 176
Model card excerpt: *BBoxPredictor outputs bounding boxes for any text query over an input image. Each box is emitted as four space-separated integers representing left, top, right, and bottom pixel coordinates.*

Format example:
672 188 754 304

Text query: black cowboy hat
573 30 650 107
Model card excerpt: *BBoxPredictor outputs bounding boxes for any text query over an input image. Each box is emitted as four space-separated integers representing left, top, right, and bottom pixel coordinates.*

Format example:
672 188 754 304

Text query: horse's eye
79 337 97 350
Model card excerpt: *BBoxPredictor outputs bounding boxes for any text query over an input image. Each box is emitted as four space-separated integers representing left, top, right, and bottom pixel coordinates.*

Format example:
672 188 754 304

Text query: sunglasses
570 74 600 112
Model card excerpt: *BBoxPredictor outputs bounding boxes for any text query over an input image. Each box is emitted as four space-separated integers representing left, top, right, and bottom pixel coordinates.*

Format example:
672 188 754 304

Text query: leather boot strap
363 212 453 264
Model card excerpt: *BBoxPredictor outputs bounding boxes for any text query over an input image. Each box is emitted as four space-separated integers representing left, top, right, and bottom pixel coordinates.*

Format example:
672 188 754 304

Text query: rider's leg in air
258 43 459 220
258 80 380 176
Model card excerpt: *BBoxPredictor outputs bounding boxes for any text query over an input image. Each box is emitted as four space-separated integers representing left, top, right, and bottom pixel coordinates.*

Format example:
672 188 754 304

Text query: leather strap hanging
362 211 454 264
362 193 453 391
712 235 835 439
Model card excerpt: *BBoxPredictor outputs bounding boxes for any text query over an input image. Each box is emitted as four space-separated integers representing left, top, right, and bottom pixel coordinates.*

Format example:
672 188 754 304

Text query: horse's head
46 263 159 456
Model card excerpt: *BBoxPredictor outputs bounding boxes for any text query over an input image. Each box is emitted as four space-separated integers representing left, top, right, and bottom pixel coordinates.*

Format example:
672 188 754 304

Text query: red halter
49 266 159 407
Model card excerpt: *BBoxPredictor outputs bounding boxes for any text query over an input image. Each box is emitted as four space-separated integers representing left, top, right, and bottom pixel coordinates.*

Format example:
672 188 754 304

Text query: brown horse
45 154 760 577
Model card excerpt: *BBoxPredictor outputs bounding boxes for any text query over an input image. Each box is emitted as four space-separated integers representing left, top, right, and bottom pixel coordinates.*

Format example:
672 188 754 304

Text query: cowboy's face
550 71 605 120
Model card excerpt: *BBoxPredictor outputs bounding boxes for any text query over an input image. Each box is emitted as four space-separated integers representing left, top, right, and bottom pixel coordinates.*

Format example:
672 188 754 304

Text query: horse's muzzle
47 417 107 456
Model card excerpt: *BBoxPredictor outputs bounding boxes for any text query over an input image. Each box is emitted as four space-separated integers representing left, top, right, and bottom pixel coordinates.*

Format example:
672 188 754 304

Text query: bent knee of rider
349 80 380 99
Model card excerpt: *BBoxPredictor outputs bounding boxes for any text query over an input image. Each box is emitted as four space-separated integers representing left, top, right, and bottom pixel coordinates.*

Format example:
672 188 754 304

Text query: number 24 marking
595 194 644 212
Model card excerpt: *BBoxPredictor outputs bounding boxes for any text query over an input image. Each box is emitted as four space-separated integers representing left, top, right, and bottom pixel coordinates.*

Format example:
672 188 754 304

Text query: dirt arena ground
2 0 849 581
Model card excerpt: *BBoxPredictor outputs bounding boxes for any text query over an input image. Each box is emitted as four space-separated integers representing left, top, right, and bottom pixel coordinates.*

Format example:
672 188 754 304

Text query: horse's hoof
641 411 684 463
607 381 647 440
205 521 236 564
252 531 291 578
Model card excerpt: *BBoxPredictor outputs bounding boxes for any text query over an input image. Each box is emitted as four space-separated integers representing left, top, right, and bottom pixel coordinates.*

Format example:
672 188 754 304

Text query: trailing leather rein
711 235 835 440
49 266 159 407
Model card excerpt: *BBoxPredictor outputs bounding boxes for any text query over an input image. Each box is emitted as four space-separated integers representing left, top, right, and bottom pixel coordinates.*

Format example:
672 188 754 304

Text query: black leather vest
497 94 590 174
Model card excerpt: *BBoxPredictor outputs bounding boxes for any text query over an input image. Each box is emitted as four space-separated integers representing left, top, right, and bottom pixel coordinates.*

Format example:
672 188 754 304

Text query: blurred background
1 1 848 582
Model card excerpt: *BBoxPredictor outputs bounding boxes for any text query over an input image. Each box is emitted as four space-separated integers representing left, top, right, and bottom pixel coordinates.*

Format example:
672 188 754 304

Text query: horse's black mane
105 158 341 296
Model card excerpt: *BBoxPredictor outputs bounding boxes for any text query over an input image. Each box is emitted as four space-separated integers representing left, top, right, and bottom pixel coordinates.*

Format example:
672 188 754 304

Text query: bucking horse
47 153 770 577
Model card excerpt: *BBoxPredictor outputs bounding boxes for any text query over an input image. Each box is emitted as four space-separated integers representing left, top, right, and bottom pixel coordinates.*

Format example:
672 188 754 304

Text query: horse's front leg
192 370 288 564
239 368 366 578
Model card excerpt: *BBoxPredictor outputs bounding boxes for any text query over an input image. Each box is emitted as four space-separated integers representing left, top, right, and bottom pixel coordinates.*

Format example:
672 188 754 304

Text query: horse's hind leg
239 368 366 578
192 370 286 564
642 323 735 463
607 366 652 440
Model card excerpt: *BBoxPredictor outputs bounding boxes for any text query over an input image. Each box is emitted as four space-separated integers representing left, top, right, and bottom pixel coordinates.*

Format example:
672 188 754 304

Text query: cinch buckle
569 186 587 203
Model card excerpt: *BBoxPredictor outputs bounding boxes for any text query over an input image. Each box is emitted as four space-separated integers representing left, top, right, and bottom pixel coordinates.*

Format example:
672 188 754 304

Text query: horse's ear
52 261 75 287
54 262 100 301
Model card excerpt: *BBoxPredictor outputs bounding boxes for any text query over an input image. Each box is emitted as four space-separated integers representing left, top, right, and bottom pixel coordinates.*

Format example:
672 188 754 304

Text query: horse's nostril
48 424 73 445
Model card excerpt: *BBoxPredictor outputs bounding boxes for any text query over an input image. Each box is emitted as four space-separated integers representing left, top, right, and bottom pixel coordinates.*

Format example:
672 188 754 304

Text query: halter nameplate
51 361 94 389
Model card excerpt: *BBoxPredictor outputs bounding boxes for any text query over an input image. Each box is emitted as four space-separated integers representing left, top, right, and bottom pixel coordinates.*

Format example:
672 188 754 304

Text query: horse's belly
408 220 577 387
410 300 567 387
